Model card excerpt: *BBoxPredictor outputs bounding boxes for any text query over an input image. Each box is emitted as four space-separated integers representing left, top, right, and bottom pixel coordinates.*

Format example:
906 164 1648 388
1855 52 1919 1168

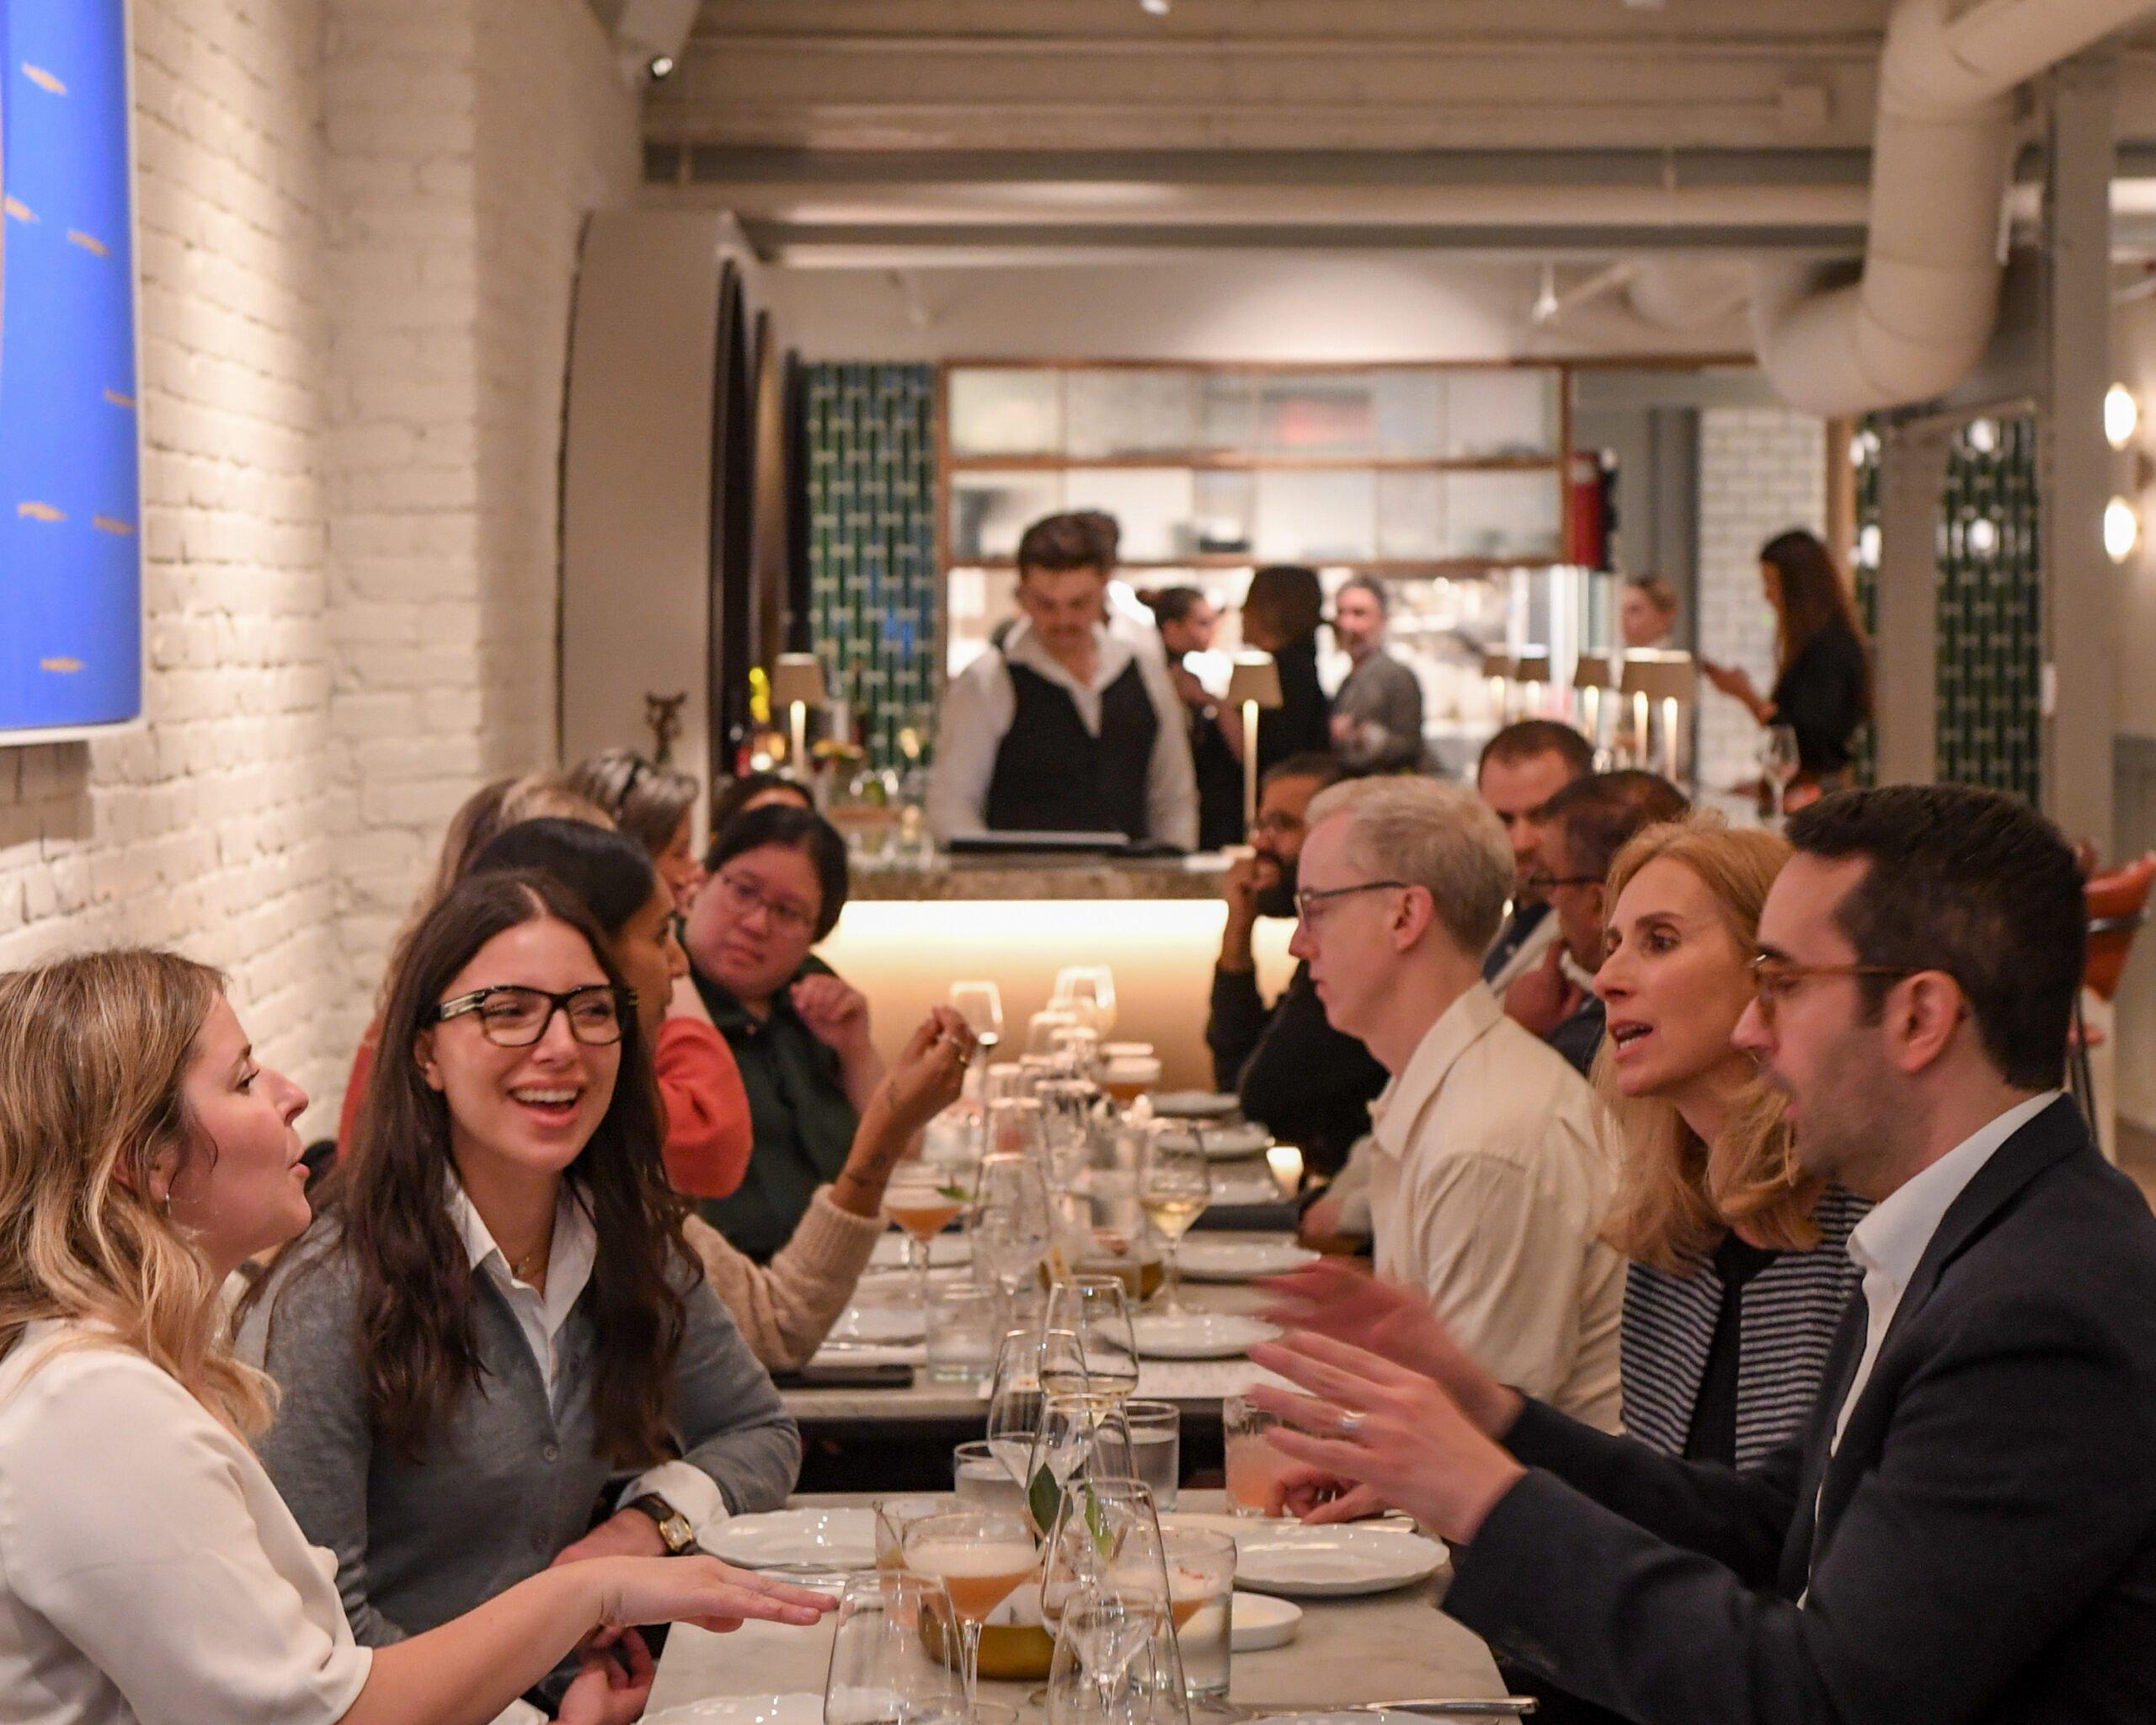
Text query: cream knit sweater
684 1188 884 1373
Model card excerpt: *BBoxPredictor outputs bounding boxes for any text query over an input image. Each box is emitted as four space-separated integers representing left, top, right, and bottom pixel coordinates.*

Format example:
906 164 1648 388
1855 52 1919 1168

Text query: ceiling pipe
1752 0 2156 418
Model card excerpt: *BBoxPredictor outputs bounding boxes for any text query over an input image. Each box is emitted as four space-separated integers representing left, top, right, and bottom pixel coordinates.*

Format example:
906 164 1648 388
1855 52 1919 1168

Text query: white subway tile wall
1694 407 1828 796
0 0 638 1138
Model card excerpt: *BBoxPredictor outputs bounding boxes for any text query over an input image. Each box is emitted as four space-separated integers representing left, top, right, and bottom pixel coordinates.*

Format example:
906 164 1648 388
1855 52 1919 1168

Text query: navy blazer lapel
1780 1295 1865 1597
1801 1097 2089 1578
1877 1097 2088 1354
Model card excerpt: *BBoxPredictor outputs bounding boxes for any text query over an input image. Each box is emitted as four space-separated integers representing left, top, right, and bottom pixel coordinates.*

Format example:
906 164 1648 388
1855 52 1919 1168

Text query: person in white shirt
929 512 1198 848
1283 774 1623 1429
0 948 830 1725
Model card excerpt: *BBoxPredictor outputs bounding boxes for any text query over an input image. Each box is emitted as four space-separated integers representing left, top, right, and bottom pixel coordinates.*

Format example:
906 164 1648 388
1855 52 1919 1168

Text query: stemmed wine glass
1043 1275 1140 1407
883 1162 969 1317
824 1570 970 1725
1760 724 1801 825
970 1154 1053 1320
901 1509 1038 1725
949 981 1005 1086
1053 967 1118 1037
1138 1135 1211 1315
987 1327 1088 1494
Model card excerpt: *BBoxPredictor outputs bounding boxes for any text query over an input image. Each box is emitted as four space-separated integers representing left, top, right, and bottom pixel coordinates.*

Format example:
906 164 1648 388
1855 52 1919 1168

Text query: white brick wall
0 0 638 1138
1695 408 1829 793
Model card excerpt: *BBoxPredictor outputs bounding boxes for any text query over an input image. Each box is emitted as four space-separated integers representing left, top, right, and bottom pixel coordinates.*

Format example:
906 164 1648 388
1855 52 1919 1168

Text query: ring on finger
1337 1409 1368 1439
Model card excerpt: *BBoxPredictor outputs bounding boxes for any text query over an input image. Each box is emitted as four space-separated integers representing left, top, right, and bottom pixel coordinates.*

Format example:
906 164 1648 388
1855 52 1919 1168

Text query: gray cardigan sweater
237 1235 801 1646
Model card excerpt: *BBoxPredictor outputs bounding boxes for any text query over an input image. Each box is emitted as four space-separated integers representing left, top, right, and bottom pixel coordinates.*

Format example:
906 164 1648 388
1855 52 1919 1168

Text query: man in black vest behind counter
929 512 1198 848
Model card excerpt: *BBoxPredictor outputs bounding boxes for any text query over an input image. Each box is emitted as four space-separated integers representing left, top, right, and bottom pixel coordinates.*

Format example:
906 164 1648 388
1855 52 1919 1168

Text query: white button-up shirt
1366 983 1625 1430
926 619 1199 848
1826 1090 2063 1455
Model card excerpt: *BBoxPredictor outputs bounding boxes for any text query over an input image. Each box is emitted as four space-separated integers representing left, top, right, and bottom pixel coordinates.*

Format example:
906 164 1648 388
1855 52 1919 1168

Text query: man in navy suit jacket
1251 783 2156 1725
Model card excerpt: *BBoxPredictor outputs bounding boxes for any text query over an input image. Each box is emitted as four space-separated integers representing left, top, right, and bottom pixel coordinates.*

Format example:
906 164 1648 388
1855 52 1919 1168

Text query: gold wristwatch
628 1493 697 1556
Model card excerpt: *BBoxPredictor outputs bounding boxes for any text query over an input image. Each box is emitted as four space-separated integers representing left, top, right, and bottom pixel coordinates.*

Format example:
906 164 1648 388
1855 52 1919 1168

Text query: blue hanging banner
0 0 144 741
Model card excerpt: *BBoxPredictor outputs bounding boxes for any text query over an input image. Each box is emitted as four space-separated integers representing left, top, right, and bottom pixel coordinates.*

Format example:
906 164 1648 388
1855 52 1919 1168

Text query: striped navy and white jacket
1619 1184 1869 1468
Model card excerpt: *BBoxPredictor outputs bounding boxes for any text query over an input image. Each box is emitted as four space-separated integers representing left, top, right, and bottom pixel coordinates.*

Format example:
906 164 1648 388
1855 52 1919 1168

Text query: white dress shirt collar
1845 1089 2063 1298
1367 982 1507 1162
447 1178 598 1391
1001 617 1134 697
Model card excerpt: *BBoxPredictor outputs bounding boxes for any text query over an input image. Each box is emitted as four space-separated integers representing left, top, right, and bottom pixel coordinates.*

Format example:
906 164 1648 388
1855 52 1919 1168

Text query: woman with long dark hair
0 948 828 1725
1701 527 1873 785
469 818 974 1370
241 871 801 1709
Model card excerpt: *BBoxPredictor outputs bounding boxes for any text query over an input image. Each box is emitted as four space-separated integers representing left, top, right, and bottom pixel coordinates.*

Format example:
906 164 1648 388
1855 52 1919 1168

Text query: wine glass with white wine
1138 1135 1210 1315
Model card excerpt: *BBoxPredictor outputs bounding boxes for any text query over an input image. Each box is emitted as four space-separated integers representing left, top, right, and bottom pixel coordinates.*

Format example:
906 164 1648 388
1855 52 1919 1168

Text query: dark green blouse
692 957 861 1263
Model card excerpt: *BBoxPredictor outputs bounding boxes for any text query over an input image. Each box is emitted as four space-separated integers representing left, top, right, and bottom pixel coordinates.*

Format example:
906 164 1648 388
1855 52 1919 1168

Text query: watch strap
628 1493 697 1556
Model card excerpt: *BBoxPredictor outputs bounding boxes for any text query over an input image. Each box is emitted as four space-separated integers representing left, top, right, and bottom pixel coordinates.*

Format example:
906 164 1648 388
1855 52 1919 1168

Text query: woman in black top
1239 564 1334 775
1145 585 1246 849
1703 528 1872 786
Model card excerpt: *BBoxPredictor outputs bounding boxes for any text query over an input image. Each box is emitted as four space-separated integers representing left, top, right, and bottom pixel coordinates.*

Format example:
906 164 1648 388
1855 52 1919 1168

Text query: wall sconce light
2106 383 2142 452
2105 496 2141 564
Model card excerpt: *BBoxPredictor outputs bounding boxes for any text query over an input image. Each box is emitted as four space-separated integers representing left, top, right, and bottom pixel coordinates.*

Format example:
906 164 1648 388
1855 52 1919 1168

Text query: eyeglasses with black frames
435 984 633 1048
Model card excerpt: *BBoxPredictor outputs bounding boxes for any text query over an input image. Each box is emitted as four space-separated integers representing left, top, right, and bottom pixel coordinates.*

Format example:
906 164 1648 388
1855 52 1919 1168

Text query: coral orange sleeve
654 1017 755 1199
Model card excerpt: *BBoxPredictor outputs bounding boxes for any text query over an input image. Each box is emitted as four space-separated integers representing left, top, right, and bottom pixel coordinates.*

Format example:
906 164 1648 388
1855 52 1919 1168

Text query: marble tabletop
783 1248 1299 1425
850 852 1232 902
649 1491 1507 1720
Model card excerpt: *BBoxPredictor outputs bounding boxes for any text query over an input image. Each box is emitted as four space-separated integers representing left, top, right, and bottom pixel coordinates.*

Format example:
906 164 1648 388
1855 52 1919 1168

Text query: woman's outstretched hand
590 1555 837 1638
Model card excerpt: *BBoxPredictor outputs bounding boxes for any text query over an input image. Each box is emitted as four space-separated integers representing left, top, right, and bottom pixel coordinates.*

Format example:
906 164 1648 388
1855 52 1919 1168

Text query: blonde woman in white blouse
0 949 832 1725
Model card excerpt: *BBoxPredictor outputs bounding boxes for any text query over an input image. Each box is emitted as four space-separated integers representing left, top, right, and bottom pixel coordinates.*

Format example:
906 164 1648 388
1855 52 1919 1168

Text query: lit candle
1266 1143 1305 1199
1662 697 1681 782
1632 692 1650 762
1582 685 1600 743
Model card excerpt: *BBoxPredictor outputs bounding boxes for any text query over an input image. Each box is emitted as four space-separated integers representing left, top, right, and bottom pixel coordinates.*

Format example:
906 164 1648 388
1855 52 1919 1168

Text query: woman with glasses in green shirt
682 805 885 1262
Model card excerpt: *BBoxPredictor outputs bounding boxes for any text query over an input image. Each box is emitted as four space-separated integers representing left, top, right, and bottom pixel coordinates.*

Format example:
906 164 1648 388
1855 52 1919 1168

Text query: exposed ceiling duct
1753 0 2156 418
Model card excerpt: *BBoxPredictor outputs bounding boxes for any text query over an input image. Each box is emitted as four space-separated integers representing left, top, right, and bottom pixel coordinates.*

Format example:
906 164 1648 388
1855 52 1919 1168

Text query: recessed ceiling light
648 53 676 80
1140 0 1171 14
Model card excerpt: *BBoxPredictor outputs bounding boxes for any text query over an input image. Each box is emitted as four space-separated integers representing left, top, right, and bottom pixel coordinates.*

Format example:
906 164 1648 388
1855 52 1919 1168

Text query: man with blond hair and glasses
1288 774 1623 1429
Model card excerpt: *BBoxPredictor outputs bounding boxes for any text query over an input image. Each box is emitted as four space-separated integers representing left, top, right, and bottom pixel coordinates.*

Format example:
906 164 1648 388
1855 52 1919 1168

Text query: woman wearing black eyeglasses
680 804 882 1263
240 868 803 1723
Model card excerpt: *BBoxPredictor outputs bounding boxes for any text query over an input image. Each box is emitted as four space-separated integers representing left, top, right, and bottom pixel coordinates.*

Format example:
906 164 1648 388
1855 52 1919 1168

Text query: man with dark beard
1206 753 1387 1178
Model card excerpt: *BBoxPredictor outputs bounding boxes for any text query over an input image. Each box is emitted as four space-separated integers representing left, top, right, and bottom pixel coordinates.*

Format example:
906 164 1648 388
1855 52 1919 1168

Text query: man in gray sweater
1329 575 1427 772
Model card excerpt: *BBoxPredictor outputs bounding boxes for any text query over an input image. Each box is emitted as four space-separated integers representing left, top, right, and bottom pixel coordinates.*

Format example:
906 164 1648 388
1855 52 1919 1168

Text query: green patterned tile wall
1935 414 2041 801
1849 414 2041 800
806 363 938 772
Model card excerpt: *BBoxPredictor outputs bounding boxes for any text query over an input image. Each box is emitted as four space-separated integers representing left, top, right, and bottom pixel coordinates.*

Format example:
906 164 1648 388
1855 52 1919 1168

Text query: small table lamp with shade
1618 649 1696 783
1572 650 1619 755
770 651 827 798
1225 650 1283 834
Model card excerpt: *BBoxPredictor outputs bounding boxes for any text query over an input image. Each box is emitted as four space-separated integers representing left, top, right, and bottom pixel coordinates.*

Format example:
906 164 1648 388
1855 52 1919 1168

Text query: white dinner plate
647 1696 825 1725
1151 1090 1241 1119
1230 1589 1304 1652
709 1507 878 1571
1210 1170 1285 1207
1131 1311 1279 1359
825 1302 926 1345
1159 1121 1273 1160
1176 1238 1320 1283
868 1231 973 1269
1230 1525 1449 1599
